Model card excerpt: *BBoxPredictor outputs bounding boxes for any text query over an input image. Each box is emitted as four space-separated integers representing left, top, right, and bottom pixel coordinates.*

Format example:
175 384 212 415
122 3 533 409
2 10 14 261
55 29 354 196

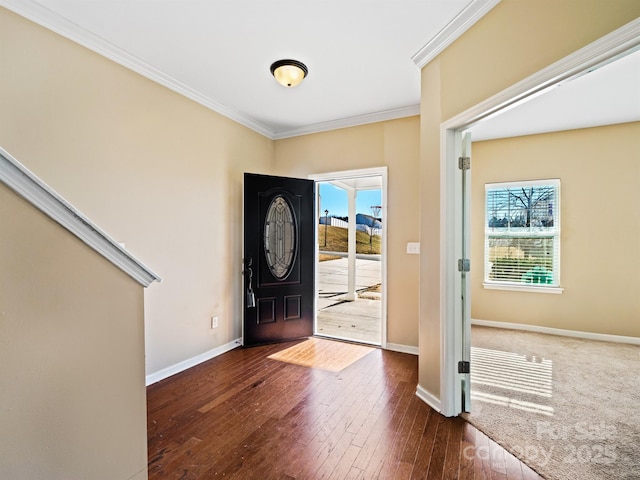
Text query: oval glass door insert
264 195 297 280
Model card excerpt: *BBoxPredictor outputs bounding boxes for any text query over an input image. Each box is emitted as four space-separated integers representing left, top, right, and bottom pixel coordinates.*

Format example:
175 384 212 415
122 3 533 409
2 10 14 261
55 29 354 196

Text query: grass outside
318 225 381 255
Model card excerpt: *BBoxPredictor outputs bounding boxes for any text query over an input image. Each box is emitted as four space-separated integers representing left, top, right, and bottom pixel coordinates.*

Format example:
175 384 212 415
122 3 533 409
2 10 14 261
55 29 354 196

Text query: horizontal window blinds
485 180 560 287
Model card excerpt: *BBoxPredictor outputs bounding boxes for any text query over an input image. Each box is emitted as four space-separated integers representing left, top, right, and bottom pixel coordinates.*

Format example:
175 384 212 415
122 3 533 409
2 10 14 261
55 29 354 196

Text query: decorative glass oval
264 195 297 280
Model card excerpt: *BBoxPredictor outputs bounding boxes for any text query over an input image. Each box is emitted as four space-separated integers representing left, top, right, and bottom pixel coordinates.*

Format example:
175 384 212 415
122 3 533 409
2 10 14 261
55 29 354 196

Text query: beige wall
274 117 421 347
0 8 274 376
419 0 640 397
471 123 640 337
4 0 638 419
0 184 147 480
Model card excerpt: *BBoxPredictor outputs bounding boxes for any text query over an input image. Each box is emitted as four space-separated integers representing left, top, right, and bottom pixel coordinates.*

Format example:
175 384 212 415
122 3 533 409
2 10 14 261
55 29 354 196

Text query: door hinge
458 258 470 272
458 361 471 374
458 156 471 170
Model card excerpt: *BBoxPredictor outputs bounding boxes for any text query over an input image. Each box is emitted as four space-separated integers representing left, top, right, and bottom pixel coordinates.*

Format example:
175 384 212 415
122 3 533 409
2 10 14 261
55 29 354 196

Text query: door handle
243 258 256 308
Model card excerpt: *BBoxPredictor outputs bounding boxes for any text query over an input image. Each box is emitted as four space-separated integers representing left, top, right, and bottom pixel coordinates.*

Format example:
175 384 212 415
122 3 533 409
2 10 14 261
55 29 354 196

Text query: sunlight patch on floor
268 337 375 372
470 346 554 416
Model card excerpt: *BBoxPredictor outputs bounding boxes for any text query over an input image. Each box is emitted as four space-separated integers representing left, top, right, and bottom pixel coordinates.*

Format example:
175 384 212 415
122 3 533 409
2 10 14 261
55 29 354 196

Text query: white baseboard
472 319 640 346
127 467 148 480
146 338 242 386
416 384 441 413
385 343 419 355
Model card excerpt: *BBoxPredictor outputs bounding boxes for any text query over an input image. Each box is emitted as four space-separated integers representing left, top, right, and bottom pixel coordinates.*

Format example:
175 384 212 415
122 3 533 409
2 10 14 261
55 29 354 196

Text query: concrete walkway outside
317 256 381 308
317 256 382 344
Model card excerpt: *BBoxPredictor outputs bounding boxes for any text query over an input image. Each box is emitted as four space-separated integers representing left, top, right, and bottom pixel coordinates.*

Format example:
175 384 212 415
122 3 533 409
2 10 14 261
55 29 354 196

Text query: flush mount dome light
270 59 308 87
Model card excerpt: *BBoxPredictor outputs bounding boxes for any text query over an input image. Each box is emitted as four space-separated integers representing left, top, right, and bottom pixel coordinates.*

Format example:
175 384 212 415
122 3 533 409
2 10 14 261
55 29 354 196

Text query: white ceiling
3 0 638 141
2 0 478 138
470 47 640 141
330 176 382 192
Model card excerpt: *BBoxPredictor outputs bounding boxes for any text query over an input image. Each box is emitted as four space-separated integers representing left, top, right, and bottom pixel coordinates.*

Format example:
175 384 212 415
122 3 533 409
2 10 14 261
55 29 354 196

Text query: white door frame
309 167 388 349
438 19 640 417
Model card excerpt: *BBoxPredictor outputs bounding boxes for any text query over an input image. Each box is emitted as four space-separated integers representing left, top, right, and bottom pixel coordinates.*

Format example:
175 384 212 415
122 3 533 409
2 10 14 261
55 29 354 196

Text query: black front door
243 173 315 346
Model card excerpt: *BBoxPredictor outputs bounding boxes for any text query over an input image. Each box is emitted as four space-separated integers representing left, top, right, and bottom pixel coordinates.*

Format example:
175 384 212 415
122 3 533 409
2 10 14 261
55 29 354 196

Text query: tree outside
486 182 558 284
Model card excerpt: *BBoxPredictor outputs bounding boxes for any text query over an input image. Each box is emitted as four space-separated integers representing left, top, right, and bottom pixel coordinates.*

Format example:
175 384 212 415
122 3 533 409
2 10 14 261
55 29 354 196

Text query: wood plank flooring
147 339 543 480
267 337 375 372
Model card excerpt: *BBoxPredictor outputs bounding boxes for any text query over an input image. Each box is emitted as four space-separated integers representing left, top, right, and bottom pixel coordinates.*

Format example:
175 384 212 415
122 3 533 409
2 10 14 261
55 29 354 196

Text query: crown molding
0 147 161 287
411 0 501 68
2 0 493 141
0 0 276 139
273 104 420 140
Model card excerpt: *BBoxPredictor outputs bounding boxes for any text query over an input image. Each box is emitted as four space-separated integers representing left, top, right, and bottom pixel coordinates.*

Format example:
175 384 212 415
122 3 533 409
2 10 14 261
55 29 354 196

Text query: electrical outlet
211 316 219 329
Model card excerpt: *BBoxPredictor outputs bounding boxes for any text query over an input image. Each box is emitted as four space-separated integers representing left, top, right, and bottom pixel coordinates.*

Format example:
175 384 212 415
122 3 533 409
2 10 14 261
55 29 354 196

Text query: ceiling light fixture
270 59 308 88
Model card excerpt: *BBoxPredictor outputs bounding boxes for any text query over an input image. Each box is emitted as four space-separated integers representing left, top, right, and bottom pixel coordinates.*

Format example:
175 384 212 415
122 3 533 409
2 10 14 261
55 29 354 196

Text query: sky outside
318 183 382 218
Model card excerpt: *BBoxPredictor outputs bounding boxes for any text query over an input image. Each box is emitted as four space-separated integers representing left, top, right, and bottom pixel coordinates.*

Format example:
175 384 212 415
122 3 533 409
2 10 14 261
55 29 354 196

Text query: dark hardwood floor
147 339 543 479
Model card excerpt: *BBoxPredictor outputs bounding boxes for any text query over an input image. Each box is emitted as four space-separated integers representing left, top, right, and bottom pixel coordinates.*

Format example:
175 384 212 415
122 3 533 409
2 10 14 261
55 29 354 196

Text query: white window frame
483 179 563 294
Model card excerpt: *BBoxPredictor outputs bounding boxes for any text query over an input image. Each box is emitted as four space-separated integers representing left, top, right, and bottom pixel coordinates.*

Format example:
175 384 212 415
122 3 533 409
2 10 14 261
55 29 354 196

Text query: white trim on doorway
438 18 640 417
309 167 388 349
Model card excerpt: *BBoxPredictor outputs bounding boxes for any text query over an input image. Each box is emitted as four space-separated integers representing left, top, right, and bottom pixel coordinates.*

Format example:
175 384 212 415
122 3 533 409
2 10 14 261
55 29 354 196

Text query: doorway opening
439 22 640 417
458 43 640 480
309 168 388 347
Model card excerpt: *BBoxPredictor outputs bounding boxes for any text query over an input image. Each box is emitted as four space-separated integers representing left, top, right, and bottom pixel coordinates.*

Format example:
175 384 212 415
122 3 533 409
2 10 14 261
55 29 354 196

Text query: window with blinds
485 180 560 287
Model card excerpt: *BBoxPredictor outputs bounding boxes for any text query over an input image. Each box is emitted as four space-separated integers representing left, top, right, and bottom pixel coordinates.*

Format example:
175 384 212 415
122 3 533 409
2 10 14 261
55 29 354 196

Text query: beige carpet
464 326 640 480
268 337 375 372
